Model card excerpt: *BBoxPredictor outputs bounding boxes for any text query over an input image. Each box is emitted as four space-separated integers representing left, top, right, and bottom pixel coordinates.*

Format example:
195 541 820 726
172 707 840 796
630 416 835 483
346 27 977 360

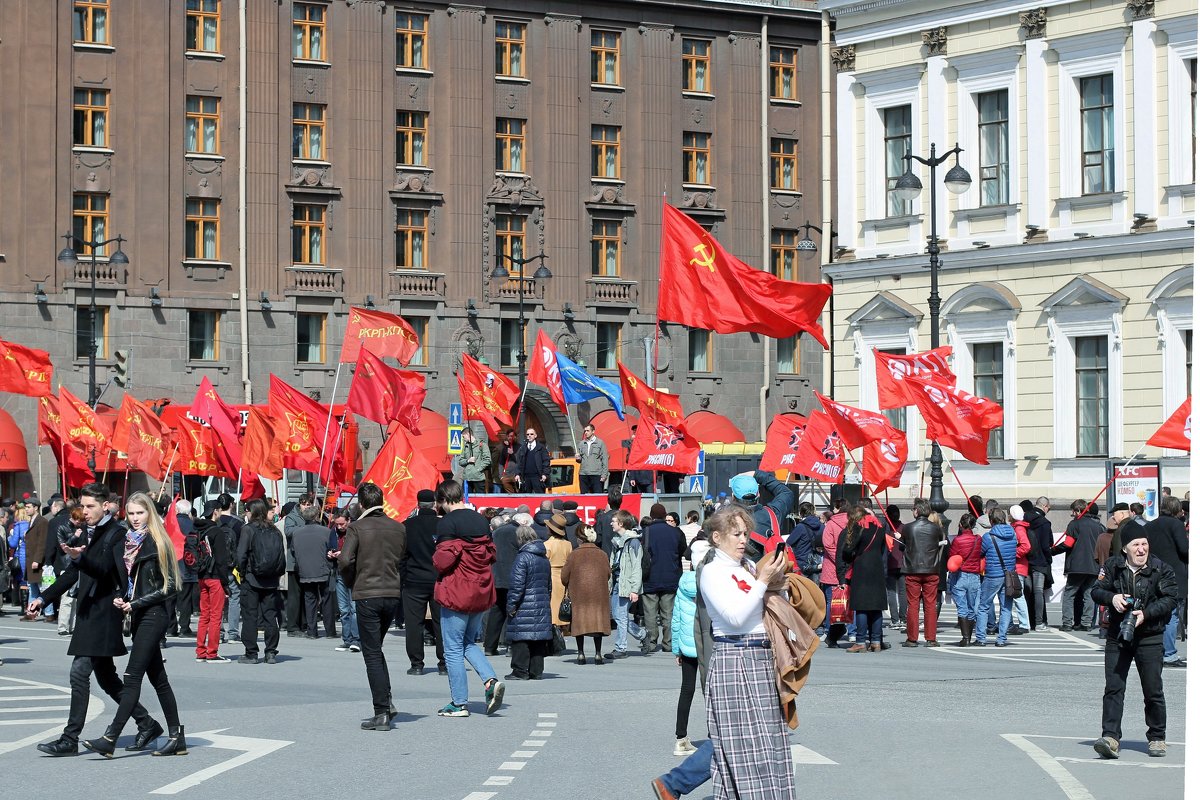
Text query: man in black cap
1106 502 1133 560
400 488 445 675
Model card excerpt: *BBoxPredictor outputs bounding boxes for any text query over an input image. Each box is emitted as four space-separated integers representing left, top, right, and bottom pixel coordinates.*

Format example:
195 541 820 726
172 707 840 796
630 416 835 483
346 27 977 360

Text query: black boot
126 720 164 751
81 726 119 759
152 726 188 756
956 618 970 647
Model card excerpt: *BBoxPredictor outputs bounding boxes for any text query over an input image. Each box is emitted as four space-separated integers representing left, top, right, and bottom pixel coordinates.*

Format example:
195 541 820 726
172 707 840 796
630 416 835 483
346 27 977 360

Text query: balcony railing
286 266 344 295
69 259 126 287
490 276 545 302
586 277 638 306
388 270 445 299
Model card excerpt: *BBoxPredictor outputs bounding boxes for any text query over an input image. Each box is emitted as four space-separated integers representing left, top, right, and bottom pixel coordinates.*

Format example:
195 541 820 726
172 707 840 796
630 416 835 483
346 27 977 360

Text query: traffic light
113 349 131 388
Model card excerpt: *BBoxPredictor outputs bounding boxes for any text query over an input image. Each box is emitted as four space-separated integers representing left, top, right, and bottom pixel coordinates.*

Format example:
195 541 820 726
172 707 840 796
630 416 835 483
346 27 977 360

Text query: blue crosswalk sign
448 403 464 426
685 474 707 495
448 426 465 454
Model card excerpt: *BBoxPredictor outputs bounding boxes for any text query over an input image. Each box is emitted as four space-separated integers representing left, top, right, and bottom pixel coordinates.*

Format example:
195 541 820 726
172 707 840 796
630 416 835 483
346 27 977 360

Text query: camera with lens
1118 594 1143 643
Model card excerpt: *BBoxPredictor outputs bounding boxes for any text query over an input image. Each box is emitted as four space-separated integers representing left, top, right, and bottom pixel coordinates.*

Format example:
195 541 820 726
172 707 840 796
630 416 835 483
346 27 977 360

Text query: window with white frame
848 293 922 455
883 106 912 218
1055 32 1126 201
1149 267 1193 454
1079 74 1115 195
973 342 1004 460
977 90 1009 206
1165 28 1198 187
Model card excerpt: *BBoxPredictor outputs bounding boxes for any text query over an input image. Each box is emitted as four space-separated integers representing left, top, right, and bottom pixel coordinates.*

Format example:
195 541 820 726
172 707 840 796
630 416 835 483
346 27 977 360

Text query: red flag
458 354 520 439
361 423 442 521
626 415 702 475
788 409 845 483
175 415 234 477
617 362 683 423
341 306 420 364
242 406 285 481
347 348 426 434
163 496 186 555
873 347 956 409
657 202 832 347
0 339 53 397
113 395 174 481
191 378 243 478
528 330 567 414
38 394 93 486
759 413 809 473
268 374 336 473
59 387 113 458
861 426 909 492
903 373 1002 465
1147 397 1191 451
815 393 893 451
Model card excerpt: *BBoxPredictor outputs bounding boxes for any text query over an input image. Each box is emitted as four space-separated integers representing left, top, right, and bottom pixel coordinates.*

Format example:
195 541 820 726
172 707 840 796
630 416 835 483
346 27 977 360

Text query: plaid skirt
705 642 795 800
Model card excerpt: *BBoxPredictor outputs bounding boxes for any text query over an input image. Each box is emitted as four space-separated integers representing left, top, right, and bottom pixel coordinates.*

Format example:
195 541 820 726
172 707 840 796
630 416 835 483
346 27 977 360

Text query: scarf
124 529 147 597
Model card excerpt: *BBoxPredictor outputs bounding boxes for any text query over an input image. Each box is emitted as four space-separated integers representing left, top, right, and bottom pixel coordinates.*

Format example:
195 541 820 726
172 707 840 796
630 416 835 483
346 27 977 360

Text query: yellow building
819 0 1194 501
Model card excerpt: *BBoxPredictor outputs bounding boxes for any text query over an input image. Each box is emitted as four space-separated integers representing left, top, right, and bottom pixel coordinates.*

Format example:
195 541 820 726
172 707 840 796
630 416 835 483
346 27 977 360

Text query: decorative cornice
1126 0 1154 20
638 22 675 39
446 4 485 22
1019 7 1047 39
727 31 762 47
831 44 856 72
922 26 947 57
544 13 582 31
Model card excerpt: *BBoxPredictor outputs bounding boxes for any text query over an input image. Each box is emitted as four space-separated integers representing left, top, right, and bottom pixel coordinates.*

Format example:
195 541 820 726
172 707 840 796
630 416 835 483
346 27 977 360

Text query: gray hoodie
609 529 643 596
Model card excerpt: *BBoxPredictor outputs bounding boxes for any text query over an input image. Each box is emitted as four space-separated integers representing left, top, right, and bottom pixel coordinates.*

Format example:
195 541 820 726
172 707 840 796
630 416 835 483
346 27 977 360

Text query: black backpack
249 523 286 579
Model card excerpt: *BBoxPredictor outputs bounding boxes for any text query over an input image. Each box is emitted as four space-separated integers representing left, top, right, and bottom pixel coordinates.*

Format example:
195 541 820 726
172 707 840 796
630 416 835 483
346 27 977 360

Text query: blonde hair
126 492 180 591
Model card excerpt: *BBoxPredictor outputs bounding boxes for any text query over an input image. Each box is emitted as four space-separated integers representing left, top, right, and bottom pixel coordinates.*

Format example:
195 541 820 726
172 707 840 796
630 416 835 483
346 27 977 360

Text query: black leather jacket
125 534 179 612
900 516 946 574
1091 555 1177 641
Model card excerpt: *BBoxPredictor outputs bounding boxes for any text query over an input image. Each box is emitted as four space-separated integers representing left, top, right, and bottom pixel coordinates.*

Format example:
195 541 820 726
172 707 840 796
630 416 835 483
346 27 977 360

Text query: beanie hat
416 489 436 505
1019 499 1034 516
1120 524 1147 549
1009 505 1024 522
649 503 667 520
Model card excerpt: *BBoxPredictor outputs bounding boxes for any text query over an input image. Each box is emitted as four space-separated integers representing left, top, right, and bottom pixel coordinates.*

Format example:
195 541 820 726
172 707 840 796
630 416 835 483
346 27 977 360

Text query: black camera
1118 595 1143 643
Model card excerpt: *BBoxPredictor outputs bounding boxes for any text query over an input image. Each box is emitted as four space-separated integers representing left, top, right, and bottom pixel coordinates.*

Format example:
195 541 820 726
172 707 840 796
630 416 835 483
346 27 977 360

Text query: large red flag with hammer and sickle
361 423 442 521
0 338 53 397
341 306 421 365
175 415 233 477
38 393 94 486
347 348 426 434
268 374 337 473
191 377 243 478
58 386 113 459
657 202 832 347
458 353 519 439
113 394 174 481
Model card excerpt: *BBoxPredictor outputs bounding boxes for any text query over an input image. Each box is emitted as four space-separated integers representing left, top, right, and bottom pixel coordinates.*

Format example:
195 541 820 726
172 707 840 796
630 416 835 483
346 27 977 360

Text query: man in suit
516 428 550 493
29 482 161 756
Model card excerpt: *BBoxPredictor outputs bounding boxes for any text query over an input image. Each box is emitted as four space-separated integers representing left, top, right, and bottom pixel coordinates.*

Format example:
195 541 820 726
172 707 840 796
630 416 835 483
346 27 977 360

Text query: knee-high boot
956 618 970 647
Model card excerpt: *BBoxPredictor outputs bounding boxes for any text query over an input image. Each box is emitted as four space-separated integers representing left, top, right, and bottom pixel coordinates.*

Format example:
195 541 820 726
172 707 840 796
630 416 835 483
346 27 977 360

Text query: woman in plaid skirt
698 505 794 799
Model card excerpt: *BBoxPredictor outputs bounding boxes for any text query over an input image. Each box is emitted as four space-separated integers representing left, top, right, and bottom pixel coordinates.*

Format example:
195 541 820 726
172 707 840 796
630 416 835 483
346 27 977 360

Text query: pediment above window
848 291 923 327
1040 275 1128 311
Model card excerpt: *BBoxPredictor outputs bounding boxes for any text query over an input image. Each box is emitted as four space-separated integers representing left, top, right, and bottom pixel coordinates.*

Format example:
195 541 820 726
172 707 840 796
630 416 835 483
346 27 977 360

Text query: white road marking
483 776 515 786
462 793 497 800
0 706 71 714
790 744 837 765
538 712 558 718
149 728 292 795
0 718 63 726
511 750 538 758
535 721 557 727
521 740 546 747
1003 734 1097 800
0 645 32 651
1055 757 1184 768
530 729 552 737
498 761 526 771
0 675 103 756
0 694 66 701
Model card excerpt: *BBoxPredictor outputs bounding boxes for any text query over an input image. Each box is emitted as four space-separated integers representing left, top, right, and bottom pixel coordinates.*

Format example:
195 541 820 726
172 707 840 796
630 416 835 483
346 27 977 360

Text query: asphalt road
0 602 1186 800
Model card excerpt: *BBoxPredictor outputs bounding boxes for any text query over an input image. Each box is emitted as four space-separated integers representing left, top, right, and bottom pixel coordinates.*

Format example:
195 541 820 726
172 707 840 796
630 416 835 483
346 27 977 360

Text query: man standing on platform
516 428 550 494
577 424 609 494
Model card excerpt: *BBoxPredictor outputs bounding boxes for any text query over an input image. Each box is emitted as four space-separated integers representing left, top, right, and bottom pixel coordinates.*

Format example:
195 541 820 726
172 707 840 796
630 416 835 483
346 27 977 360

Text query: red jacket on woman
948 531 984 575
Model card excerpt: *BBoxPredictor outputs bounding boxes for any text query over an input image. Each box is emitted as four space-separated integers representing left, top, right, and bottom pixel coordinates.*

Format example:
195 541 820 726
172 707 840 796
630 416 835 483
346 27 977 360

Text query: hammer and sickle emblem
689 242 716 272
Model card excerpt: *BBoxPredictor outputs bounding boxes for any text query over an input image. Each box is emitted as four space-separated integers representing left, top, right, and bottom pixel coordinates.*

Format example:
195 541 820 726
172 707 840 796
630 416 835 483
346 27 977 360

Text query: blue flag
555 353 626 420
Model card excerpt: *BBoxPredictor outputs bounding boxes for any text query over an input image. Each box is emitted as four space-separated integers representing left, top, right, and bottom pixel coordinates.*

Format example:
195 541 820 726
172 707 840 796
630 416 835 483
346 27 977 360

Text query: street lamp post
57 231 130 471
491 250 551 436
894 143 972 517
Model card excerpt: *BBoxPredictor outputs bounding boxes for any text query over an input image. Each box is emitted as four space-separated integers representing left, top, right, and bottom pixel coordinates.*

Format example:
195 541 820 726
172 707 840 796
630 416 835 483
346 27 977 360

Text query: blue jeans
440 608 497 707
1163 608 1181 662
660 738 713 796
336 576 359 646
855 610 883 644
950 572 981 619
610 592 645 653
223 580 241 638
976 576 1012 644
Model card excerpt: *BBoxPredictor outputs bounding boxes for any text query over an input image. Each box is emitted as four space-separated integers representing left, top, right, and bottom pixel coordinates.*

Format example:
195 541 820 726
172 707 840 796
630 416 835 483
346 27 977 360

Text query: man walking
400 489 446 675
292 504 336 639
215 494 243 643
640 503 686 654
516 428 550 493
577 424 609 494
236 499 286 664
328 510 360 653
191 502 232 662
339 482 407 730
1142 495 1188 667
900 498 947 647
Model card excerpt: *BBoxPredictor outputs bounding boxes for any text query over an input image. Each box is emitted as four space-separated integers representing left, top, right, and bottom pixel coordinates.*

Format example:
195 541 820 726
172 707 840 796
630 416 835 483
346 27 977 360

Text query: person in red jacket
947 513 984 646
433 480 506 718
1008 505 1034 635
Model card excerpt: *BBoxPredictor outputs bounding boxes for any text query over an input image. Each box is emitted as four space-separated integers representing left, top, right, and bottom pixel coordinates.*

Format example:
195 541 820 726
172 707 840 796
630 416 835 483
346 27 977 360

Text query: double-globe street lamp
491 250 551 437
893 143 972 517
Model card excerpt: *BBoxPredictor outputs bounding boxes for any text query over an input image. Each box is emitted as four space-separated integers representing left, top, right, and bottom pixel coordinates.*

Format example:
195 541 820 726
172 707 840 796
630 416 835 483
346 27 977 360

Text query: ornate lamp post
491 250 551 436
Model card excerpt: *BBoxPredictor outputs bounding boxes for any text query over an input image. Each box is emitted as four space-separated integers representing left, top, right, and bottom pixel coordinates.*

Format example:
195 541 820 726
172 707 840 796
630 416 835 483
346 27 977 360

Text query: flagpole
1078 444 1149 519
59 437 68 497
37 441 44 499
235 467 243 497
157 441 180 501
316 361 344 492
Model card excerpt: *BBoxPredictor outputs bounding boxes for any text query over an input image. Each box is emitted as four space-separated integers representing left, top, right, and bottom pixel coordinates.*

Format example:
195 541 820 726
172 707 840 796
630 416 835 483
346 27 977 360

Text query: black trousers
65 655 153 742
175 582 197 634
241 585 281 658
509 639 548 679
401 584 444 668
580 474 605 494
356 597 399 714
1102 635 1167 741
520 473 546 493
110 606 180 736
301 580 334 637
675 655 699 738
484 588 510 653
285 570 303 631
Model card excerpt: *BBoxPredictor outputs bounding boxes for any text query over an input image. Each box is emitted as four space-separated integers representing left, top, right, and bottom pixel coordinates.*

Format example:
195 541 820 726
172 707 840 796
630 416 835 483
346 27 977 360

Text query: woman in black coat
839 505 888 653
506 525 553 680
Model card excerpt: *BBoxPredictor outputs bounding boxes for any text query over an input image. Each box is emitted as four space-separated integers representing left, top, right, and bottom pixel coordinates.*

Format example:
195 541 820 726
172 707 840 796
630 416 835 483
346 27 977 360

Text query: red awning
588 408 637 471
684 411 746 444
413 407 450 473
0 408 29 472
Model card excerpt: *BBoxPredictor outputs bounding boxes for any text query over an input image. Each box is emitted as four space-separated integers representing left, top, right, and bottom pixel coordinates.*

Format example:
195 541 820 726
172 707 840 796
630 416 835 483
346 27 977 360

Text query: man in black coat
292 504 336 639
485 510 523 655
400 489 445 674
595 489 622 557
1021 497 1055 631
29 483 161 756
1143 494 1189 667
515 428 550 493
1053 499 1106 630
640 503 686 654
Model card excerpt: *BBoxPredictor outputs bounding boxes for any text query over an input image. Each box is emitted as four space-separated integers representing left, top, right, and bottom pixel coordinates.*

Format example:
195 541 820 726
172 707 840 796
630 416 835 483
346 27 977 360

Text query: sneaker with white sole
349 644 361 653
207 655 231 663
1149 740 1167 757
334 644 351 652
437 702 469 718
485 679 505 716
1093 736 1120 759
673 737 697 756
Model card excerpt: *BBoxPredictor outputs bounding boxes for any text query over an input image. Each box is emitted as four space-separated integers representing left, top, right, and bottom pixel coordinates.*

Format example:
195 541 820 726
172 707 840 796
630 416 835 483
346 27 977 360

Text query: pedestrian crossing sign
685 474 707 495
448 425 465 454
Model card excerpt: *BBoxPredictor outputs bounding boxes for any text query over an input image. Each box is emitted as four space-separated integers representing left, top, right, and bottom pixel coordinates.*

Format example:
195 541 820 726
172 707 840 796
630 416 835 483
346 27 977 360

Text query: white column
836 71 858 251
1131 19 1158 216
926 55 949 236
1025 39 1049 229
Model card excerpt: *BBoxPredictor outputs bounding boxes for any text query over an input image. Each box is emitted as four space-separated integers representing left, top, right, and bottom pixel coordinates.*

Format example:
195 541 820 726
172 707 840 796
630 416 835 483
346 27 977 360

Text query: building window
596 322 621 371
495 21 526 78
977 90 1009 206
395 12 427 70
1080 74 1115 195
591 219 621 277
1075 335 1109 456
296 313 326 364
771 229 798 281
494 213 525 274
407 317 428 365
883 106 912 218
292 2 326 61
591 30 620 85
292 204 326 265
395 111 427 166
74 0 109 45
186 0 220 53
973 342 1004 460
770 138 797 191
776 336 802 375
683 132 710 184
293 103 325 161
770 46 797 101
682 38 710 93
500 320 523 368
185 95 220 154
75 306 108 360
878 347 907 431
73 89 108 148
72 192 109 255
395 209 427 269
688 329 712 372
188 310 219 361
185 198 220 260
495 118 525 173
591 125 620 179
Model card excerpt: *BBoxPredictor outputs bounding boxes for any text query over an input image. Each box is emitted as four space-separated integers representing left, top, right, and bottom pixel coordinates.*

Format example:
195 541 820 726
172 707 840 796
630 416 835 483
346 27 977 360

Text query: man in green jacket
457 428 492 495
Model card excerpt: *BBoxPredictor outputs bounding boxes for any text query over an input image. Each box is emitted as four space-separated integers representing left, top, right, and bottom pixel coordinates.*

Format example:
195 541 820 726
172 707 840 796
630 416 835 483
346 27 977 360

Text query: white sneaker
674 737 697 756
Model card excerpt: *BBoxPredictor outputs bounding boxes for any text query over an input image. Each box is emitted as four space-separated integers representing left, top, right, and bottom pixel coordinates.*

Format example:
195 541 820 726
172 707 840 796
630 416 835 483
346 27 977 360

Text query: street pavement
0 602 1186 800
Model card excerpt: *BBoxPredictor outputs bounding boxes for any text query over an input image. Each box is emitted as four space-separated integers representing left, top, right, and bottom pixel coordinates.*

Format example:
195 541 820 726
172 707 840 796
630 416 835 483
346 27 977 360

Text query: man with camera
1090 525 1178 760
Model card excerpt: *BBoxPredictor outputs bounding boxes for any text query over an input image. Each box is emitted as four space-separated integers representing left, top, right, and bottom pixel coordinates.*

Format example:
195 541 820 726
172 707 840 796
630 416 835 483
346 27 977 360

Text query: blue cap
704 494 713 500
718 491 727 498
729 474 758 500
